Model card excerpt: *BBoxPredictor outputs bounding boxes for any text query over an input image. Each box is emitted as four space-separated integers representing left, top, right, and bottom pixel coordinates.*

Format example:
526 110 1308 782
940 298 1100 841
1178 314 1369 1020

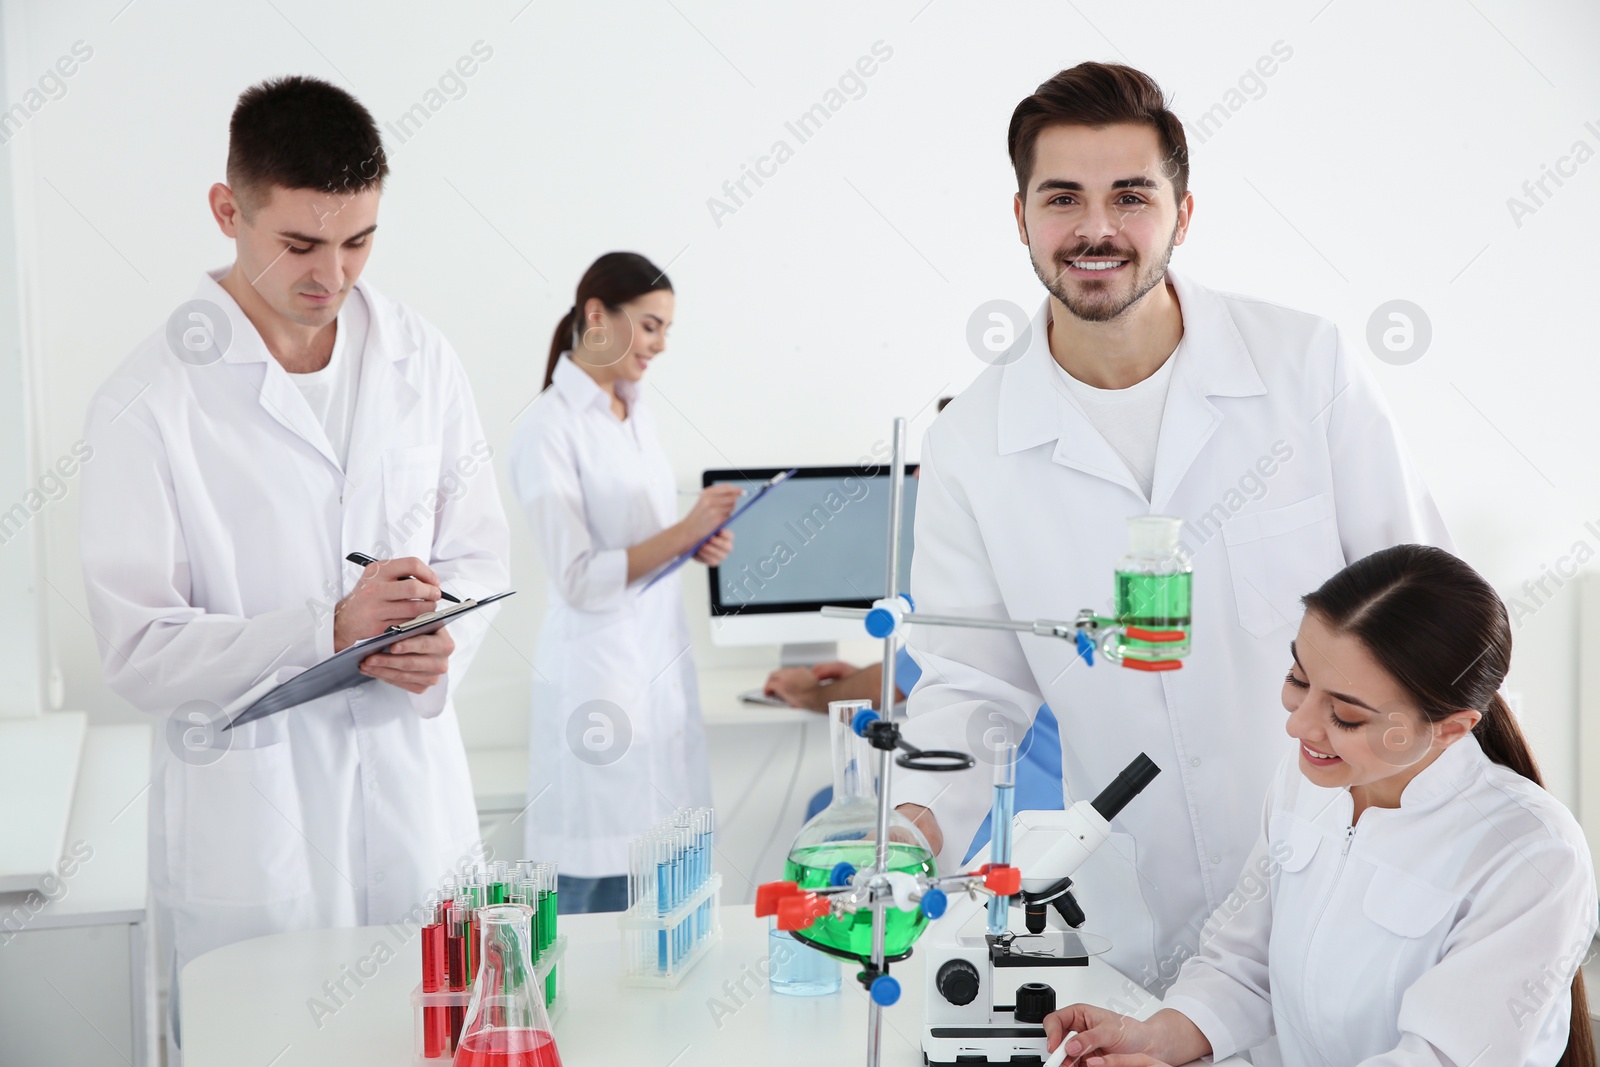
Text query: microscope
921 753 1161 1067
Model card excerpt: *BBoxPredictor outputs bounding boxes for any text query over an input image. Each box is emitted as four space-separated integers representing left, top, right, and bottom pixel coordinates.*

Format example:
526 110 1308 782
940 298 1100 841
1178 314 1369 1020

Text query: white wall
6 0 1598 805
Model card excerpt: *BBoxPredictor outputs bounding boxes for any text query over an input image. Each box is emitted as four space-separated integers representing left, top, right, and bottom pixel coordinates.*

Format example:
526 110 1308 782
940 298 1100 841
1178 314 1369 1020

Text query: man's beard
1030 223 1178 323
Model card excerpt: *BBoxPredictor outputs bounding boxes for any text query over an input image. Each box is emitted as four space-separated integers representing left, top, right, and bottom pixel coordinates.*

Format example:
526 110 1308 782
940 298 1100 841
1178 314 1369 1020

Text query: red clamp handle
981 864 1021 896
775 892 831 932
1124 626 1185 643
754 881 800 917
1122 657 1182 672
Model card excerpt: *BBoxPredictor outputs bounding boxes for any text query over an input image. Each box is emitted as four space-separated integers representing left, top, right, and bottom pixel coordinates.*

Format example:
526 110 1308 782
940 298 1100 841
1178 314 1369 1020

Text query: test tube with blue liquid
987 740 1017 937
626 807 715 975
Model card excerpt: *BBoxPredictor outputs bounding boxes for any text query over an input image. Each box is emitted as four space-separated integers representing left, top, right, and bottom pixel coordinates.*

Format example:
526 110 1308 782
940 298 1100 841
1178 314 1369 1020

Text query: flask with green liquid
781 699 937 963
1114 516 1192 662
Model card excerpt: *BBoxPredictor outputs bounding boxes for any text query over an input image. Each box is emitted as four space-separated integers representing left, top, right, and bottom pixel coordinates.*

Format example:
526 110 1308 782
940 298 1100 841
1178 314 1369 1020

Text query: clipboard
642 469 798 591
224 590 516 730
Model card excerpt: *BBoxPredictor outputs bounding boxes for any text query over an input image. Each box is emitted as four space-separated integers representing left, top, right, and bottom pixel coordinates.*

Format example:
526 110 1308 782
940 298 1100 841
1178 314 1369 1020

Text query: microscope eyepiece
1090 753 1161 821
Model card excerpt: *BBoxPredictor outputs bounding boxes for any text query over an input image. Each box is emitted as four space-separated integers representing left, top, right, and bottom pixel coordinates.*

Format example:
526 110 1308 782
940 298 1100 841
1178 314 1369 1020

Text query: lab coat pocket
1222 494 1342 638
1362 866 1459 938
382 444 444 558
179 741 313 906
1267 813 1322 874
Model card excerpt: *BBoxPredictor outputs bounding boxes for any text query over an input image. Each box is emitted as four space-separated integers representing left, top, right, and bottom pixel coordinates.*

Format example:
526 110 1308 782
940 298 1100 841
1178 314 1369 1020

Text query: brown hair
544 252 672 390
227 76 388 216
1007 62 1189 205
1302 543 1593 1067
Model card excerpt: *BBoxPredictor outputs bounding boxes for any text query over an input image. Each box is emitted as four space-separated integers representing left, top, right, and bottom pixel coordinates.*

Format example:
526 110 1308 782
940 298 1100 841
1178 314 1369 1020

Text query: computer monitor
704 465 916 661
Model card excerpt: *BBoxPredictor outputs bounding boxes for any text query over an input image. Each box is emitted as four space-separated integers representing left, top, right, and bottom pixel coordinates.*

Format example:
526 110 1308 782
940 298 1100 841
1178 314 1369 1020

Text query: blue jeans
557 873 628 914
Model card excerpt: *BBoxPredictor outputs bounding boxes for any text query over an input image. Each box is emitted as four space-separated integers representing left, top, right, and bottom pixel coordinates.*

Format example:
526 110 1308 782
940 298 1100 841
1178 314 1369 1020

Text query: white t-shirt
1052 339 1181 500
288 288 369 469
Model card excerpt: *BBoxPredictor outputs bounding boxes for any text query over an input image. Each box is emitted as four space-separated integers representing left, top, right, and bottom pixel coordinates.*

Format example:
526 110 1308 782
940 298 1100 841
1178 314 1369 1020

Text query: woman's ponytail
544 306 576 391
1475 691 1544 787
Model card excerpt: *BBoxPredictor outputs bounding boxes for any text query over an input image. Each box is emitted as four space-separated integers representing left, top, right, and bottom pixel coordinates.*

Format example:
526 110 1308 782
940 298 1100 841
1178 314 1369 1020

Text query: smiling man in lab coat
79 77 509 1060
893 63 1450 999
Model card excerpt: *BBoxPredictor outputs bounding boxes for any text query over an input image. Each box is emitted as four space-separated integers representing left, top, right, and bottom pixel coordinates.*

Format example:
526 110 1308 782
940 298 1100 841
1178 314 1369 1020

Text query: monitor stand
778 641 837 668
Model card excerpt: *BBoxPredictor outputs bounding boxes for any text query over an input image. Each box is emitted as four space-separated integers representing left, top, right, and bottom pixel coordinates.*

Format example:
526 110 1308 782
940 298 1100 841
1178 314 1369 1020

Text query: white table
182 904 1245 1066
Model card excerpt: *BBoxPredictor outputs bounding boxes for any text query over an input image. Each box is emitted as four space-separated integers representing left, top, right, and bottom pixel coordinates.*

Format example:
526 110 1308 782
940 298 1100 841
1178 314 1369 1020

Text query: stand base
922 1025 1049 1066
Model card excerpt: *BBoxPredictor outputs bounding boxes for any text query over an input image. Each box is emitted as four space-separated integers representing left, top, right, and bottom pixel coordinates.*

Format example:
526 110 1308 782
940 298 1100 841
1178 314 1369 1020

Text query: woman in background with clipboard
510 252 739 914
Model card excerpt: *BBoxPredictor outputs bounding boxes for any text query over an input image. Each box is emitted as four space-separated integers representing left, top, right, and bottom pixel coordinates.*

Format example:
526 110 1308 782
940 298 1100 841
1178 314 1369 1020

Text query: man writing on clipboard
77 77 509 1063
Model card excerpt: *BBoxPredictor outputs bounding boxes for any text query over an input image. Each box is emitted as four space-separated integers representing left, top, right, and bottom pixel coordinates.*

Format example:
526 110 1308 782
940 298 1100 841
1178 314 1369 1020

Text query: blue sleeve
895 643 922 692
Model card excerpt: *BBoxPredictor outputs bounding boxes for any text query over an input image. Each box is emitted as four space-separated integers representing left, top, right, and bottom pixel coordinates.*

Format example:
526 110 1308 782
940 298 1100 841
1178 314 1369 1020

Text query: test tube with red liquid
422 894 448 1058
447 902 470 1047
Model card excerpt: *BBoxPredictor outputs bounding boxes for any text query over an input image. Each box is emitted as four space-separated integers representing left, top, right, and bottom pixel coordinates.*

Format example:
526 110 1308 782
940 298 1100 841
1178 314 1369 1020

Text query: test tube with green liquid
537 862 557 1006
486 860 508 905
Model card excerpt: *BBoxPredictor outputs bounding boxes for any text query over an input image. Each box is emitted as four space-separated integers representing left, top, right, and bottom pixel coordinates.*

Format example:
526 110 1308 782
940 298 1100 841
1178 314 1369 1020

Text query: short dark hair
227 76 389 215
1008 63 1189 205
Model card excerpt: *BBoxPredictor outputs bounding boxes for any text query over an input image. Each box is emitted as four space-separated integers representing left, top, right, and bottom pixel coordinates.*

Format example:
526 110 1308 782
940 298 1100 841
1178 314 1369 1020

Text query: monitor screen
704 465 916 616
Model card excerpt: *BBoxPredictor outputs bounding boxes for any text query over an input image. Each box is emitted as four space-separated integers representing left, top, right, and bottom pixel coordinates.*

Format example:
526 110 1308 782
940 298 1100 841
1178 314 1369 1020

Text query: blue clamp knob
864 607 897 638
1076 630 1095 666
920 887 948 919
899 592 915 612
851 708 881 736
870 974 901 1006
829 862 856 887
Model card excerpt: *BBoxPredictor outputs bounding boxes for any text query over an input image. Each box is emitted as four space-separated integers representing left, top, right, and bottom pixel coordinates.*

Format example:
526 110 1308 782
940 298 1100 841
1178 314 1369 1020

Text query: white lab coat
80 271 510 1014
895 268 1451 990
1163 737 1597 1066
510 354 711 877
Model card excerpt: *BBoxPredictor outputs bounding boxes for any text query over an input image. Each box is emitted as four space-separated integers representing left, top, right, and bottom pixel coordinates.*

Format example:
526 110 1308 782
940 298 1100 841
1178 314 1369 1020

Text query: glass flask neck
1121 515 1190 573
829 699 878 804
477 907 535 990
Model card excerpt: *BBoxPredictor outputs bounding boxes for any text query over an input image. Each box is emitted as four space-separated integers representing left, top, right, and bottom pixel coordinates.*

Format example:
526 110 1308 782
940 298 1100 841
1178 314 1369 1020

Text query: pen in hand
345 551 461 604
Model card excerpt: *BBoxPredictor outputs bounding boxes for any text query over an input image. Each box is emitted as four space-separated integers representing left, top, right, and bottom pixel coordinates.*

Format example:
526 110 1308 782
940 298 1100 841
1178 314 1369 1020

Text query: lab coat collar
197 268 413 369
551 352 639 415
196 268 421 479
1393 731 1489 812
1293 732 1491 832
995 267 1267 507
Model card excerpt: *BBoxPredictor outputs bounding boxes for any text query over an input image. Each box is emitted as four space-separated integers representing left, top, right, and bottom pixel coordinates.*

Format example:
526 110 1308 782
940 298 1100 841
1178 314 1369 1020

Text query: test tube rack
618 806 722 988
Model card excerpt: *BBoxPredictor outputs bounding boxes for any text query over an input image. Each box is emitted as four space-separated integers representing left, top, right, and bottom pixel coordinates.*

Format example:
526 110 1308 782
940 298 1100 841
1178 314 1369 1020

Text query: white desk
182 905 1245 1066
0 722 157 1067
0 711 87 892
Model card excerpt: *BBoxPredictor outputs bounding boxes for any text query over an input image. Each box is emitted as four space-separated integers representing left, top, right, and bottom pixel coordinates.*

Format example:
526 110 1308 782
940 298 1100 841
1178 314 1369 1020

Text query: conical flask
781 699 937 963
453 904 563 1067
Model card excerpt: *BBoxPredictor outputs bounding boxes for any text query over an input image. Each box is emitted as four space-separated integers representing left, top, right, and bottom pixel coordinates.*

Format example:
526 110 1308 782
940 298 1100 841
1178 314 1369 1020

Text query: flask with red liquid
453 903 563 1067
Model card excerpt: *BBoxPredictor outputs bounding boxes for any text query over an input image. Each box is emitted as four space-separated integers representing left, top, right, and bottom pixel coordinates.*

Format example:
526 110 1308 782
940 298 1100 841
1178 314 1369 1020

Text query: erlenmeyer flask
453 904 563 1067
781 699 937 963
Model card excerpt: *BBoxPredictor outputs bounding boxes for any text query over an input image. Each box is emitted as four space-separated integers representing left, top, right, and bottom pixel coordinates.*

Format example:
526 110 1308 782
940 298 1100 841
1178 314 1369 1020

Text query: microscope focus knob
935 959 981 1006
1013 981 1057 1023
